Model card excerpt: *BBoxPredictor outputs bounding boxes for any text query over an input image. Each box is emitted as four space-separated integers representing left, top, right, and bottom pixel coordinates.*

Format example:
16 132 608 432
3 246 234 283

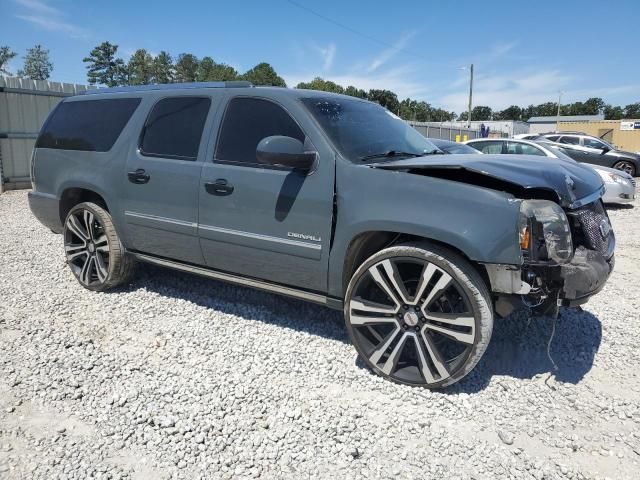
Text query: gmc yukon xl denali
29 82 614 388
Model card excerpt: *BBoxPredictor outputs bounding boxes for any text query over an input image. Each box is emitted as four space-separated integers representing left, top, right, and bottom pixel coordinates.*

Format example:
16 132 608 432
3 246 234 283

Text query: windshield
301 97 439 162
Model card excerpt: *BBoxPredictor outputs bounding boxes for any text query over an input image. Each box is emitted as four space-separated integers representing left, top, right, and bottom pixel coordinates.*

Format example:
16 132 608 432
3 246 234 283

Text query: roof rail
81 81 253 95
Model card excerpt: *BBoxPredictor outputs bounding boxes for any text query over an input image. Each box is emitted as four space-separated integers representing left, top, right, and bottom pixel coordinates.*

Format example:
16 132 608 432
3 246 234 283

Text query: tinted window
216 97 304 165
36 98 140 152
583 137 607 149
140 97 211 160
302 97 438 162
470 141 503 154
545 135 560 141
558 136 579 145
441 143 482 155
506 142 545 156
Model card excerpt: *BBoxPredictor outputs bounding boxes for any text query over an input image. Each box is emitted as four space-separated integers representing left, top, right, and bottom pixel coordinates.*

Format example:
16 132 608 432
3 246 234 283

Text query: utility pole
467 63 474 128
556 91 563 131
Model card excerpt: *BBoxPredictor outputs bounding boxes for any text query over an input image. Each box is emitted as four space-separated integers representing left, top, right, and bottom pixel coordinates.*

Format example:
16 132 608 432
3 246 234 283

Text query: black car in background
540 133 640 176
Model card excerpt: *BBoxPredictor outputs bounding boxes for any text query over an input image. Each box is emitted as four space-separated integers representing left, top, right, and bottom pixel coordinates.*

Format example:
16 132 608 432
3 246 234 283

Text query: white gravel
1 189 639 479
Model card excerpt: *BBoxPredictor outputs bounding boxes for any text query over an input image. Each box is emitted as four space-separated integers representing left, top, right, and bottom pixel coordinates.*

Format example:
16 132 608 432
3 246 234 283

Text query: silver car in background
464 138 635 205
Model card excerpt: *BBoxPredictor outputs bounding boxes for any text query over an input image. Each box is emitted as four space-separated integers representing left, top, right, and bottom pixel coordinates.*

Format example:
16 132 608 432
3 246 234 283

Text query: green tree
604 104 624 120
127 49 154 85
196 57 238 81
0 46 17 75
153 51 174 84
367 89 400 113
344 85 367 99
624 102 640 118
241 62 286 87
495 105 523 120
83 42 127 87
174 53 199 82
296 77 344 94
18 45 53 80
458 106 492 121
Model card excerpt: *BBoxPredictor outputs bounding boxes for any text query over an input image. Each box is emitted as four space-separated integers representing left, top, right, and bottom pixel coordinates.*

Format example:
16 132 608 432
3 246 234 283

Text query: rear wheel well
342 231 490 295
59 188 109 224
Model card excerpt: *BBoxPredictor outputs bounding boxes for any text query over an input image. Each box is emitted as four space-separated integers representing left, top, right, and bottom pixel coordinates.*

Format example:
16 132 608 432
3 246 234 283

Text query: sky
1 0 639 114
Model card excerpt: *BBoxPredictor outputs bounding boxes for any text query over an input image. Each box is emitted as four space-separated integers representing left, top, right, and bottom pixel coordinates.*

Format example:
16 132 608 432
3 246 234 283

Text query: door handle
205 179 234 196
128 168 150 184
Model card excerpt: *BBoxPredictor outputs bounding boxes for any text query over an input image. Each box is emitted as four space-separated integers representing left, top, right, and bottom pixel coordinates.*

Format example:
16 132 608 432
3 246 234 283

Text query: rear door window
139 96 211 160
471 141 504 154
36 98 141 152
558 136 580 145
506 142 545 156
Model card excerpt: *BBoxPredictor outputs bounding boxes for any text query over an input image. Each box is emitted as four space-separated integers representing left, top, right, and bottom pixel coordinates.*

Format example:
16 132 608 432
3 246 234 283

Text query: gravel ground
1 189 639 480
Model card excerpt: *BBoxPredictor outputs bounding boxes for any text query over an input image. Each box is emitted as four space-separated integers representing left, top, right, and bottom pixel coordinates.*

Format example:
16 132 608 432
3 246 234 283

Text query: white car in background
464 138 636 205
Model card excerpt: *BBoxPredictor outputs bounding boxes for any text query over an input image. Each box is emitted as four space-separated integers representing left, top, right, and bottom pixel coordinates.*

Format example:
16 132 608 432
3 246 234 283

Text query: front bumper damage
559 247 614 306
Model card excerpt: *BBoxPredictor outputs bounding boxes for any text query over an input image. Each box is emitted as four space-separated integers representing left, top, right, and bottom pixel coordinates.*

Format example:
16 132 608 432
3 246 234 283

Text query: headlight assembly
519 200 573 264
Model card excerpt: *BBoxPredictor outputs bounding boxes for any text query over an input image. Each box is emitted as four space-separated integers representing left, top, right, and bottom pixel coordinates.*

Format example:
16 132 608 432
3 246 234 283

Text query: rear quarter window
36 98 141 152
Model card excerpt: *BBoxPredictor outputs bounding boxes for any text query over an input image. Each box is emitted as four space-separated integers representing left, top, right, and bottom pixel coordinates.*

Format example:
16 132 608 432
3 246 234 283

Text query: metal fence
408 121 480 141
0 76 92 192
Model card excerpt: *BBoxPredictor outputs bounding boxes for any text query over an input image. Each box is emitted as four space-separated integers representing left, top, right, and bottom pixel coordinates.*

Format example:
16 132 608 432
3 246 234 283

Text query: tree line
1 41 638 122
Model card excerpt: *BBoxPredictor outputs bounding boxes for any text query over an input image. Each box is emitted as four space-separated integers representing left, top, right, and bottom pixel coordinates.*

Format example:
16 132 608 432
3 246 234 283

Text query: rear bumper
28 191 63 233
559 248 614 306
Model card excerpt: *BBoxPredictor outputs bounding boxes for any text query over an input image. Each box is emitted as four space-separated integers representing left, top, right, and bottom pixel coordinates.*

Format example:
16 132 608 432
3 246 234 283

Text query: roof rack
81 81 253 95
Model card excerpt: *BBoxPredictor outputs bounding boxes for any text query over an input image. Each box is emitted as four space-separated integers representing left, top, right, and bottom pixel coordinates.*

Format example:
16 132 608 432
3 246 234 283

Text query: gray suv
29 82 614 388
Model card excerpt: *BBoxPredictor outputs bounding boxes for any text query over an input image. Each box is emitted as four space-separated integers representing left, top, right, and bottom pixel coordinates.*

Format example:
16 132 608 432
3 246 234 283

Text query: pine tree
18 45 53 80
174 54 199 83
0 46 18 76
83 41 127 87
153 51 174 84
240 63 286 87
127 49 154 85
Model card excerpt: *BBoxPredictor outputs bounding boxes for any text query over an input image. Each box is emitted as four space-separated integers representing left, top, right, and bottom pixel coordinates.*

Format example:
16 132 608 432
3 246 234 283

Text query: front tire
612 160 636 177
63 202 135 291
344 242 493 388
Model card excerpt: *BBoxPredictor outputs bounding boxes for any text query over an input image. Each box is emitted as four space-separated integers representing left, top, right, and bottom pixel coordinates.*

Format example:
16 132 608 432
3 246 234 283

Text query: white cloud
14 0 88 38
315 43 336 71
367 31 416 73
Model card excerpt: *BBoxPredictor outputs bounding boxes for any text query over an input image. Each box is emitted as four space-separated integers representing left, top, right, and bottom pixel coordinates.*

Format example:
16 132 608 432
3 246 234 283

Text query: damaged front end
492 195 615 318
372 154 614 318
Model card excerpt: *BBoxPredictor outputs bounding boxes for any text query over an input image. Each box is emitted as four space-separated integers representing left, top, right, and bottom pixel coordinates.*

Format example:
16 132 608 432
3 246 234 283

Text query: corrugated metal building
527 114 605 134
0 76 92 192
430 120 529 137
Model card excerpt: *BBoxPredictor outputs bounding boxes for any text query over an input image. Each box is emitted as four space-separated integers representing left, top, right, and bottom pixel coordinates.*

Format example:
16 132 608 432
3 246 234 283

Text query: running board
131 252 343 310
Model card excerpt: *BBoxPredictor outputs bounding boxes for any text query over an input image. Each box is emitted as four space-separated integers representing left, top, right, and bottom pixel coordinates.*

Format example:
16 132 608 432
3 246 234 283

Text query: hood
371 153 604 209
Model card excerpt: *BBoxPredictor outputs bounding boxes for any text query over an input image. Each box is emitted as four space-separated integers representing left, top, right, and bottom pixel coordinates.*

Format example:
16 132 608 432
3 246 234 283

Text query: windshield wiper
358 150 426 162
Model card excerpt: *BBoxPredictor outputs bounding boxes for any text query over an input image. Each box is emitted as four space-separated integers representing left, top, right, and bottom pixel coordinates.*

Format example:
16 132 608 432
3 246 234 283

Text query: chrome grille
631 177 637 188
569 201 611 257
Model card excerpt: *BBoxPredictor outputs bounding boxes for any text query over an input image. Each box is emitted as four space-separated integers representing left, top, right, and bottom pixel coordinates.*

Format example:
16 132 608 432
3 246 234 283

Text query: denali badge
599 218 611 239
288 232 322 242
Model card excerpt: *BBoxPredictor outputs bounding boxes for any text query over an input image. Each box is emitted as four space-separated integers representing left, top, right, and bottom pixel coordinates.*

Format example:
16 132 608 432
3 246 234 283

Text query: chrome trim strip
132 252 336 307
569 185 606 209
124 211 197 228
199 224 322 250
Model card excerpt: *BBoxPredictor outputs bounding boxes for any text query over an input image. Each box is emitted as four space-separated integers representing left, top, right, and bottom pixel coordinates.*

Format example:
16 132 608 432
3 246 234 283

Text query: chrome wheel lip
346 256 478 387
63 208 110 287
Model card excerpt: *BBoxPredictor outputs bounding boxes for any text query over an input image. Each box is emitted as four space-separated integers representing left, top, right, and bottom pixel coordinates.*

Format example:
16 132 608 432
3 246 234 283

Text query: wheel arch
59 186 110 225
339 230 491 299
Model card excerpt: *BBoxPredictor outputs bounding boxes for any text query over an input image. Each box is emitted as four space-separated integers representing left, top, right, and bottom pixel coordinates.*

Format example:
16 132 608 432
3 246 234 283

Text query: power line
285 0 451 67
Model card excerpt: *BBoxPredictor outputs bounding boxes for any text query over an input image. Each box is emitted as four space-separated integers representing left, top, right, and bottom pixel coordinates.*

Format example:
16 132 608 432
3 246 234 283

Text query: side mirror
256 136 316 172
600 145 610 154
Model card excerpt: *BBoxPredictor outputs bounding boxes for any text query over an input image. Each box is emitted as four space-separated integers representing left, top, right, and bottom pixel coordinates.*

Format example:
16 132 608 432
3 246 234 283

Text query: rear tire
344 241 493 388
63 202 135 291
